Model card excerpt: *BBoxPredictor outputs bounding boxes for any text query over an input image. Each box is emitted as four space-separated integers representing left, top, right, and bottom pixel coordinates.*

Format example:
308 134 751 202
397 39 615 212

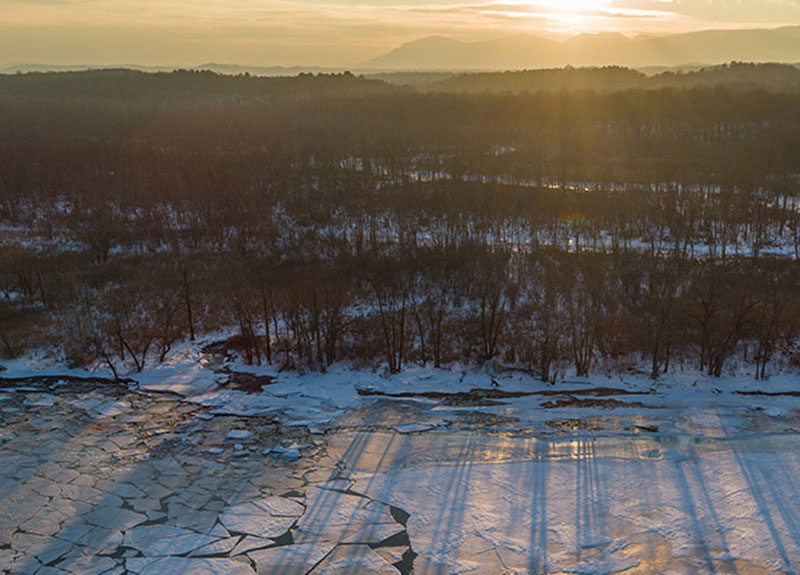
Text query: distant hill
0 69 398 102
194 63 342 77
2 64 799 103
431 63 800 94
0 62 344 77
432 66 646 93
363 26 800 70
0 63 176 74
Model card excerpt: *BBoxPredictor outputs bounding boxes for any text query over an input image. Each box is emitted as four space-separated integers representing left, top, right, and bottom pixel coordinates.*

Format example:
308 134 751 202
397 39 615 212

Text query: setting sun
536 0 612 16
524 0 655 31
545 0 612 30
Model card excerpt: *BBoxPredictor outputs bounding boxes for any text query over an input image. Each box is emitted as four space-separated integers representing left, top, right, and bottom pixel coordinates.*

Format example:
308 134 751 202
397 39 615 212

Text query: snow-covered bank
3 338 800 435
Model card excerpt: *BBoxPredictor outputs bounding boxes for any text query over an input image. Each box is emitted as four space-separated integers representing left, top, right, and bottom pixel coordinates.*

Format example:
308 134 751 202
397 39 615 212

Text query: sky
1 0 800 67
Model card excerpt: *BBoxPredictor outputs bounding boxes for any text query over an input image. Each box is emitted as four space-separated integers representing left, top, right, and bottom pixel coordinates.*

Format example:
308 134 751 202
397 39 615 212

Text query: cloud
1 0 798 66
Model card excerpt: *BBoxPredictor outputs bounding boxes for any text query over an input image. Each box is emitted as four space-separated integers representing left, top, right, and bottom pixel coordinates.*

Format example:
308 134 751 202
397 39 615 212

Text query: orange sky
1 0 799 66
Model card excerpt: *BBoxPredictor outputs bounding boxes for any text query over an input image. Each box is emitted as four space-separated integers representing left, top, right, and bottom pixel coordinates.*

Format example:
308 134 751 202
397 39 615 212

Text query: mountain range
363 26 800 70
4 26 800 75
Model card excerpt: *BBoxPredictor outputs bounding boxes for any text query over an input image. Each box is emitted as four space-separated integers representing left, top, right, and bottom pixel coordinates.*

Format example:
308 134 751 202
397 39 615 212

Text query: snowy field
2 340 800 574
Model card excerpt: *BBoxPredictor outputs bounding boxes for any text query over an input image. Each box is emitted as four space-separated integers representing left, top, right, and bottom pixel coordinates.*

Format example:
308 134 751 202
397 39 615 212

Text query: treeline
433 62 800 94
2 82 800 211
0 73 799 379
3 63 799 104
0 69 395 103
2 245 798 380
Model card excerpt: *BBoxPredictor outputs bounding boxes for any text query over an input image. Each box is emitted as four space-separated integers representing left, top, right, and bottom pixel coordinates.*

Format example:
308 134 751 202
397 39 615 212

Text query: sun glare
530 0 613 30
544 0 611 11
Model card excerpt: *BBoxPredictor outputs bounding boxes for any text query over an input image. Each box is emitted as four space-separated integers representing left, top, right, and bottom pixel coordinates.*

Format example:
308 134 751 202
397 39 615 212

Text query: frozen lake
2 373 800 574
330 426 800 574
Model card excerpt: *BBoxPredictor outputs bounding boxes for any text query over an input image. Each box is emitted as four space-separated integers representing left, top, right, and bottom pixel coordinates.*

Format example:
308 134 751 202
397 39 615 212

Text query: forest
1 66 799 381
